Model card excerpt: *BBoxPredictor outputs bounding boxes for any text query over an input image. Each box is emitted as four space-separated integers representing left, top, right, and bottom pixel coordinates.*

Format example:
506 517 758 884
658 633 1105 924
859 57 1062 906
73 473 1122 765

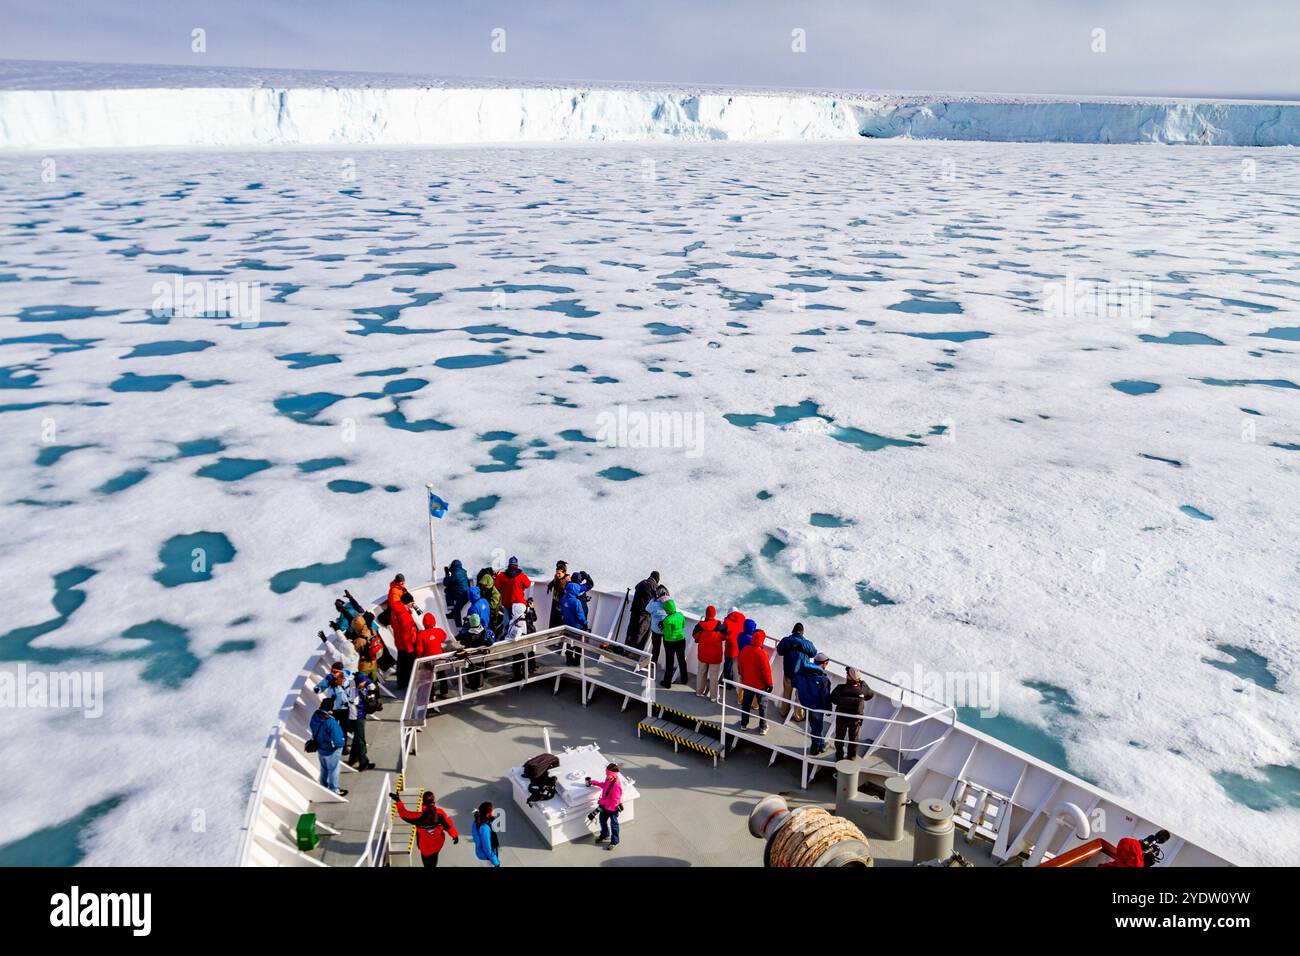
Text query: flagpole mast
425 483 438 589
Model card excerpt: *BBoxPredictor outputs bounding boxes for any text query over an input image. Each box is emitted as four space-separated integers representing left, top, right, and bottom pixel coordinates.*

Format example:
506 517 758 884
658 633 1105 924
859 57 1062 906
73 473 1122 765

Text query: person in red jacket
391 791 458 867
495 557 532 609
720 607 745 699
737 629 773 734
415 612 447 658
415 612 449 699
391 598 419 692
692 606 725 699
1099 837 1145 867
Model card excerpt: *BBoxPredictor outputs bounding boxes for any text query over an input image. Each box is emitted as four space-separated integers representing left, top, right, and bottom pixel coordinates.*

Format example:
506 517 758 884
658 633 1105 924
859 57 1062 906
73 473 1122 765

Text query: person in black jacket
829 667 874 761
626 571 659 651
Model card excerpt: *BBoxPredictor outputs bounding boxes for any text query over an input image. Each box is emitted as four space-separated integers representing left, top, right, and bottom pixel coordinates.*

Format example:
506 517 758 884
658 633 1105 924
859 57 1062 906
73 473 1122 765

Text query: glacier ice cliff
0 62 1296 150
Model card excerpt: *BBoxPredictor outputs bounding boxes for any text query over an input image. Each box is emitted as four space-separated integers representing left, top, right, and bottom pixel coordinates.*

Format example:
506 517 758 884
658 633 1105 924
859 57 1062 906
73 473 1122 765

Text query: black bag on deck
522 752 560 782
527 773 557 805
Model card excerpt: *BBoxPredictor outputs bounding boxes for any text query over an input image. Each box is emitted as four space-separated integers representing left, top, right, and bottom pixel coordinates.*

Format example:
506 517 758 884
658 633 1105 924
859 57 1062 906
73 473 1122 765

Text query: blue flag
428 491 448 519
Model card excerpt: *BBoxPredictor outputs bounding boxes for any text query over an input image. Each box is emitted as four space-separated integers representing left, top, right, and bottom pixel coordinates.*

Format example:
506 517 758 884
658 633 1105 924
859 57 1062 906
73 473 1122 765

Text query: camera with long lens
1139 829 1170 866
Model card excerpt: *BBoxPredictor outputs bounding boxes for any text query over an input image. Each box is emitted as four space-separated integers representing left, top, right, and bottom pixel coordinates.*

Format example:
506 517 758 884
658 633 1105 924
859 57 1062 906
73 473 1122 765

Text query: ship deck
304 648 1001 868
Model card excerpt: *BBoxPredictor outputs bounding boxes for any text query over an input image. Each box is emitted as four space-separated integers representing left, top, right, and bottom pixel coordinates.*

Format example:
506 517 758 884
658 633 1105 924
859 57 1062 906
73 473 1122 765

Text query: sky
0 0 1296 98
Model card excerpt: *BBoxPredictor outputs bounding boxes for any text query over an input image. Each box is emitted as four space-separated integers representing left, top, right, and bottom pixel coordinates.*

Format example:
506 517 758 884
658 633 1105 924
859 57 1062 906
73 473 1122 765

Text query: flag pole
424 483 438 589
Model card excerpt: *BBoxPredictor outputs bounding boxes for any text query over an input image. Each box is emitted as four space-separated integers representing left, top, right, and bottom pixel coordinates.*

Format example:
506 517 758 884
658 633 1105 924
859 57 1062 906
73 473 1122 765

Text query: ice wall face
1 85 1297 150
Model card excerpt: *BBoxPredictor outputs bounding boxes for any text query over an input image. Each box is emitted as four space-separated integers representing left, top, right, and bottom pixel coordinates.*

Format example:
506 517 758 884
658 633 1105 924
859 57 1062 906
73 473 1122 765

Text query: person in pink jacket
586 762 624 850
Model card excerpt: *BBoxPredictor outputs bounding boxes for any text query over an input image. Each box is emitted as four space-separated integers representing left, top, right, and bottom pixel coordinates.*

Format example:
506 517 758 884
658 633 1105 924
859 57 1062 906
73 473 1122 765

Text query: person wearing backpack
646 584 671 673
775 623 818 720
473 802 501 867
392 791 458 867
442 559 472 626
626 571 659 651
315 663 356 753
586 762 625 851
308 701 347 797
658 599 688 688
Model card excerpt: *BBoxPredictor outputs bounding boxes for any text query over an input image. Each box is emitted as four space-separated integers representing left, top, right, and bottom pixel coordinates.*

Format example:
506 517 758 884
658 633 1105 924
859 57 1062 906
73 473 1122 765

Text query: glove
388 793 398 802
453 836 459 844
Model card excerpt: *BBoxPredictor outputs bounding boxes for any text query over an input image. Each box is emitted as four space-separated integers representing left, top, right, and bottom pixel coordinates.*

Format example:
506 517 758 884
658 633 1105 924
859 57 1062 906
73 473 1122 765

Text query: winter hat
556 560 568 571
846 666 861 680
508 556 519 567
814 651 830 665
467 613 481 627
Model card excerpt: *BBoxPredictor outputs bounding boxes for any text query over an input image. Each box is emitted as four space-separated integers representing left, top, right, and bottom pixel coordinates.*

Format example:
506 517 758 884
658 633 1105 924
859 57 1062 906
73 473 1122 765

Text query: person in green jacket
659 599 689 689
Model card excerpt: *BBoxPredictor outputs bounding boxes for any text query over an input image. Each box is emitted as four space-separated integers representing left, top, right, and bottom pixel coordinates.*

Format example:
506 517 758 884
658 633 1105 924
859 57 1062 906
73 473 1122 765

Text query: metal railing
356 771 393 867
717 678 956 785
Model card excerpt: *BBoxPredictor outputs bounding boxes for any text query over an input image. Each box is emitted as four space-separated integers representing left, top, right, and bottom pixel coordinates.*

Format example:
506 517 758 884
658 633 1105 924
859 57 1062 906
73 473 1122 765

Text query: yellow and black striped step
638 716 720 759
654 702 722 735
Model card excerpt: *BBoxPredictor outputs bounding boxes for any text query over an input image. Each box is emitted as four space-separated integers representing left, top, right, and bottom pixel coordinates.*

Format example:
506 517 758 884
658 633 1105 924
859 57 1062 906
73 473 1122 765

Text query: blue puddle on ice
959 679 1090 782
1111 380 1161 395
122 339 215 359
856 581 897 606
1179 504 1214 521
268 538 385 594
154 531 236 586
1196 377 1300 391
174 437 224 458
298 456 347 473
725 400 923 452
887 296 963 315
0 794 127 866
462 494 500 519
1213 765 1300 813
597 466 642 481
1138 331 1224 346
111 372 185 393
195 457 272 482
434 354 511 370
1202 643 1278 692
810 512 853 528
830 425 924 452
276 351 341 369
1249 326 1300 342
327 479 372 494
274 392 345 424
893 330 991 342
96 467 148 494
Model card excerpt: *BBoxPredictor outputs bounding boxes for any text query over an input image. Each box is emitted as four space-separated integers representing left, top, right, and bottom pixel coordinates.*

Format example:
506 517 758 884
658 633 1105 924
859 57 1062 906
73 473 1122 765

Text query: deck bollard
834 761 910 841
913 798 955 864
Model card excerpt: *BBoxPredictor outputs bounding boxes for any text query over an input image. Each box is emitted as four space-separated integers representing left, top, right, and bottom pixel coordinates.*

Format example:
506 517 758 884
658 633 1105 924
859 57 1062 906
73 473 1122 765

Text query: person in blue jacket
792 652 833 755
443 559 472 626
466 585 491 634
309 701 348 796
559 576 593 666
473 802 501 867
559 578 591 630
775 623 818 720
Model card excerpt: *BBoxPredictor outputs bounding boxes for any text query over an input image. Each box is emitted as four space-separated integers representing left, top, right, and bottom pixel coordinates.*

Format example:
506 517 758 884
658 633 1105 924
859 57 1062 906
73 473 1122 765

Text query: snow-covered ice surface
2 60 1299 149
0 139 1298 865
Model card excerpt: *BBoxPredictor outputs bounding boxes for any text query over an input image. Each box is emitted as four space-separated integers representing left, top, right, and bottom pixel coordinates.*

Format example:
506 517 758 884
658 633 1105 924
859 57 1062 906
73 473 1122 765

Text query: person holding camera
586 762 624 851
392 791 458 867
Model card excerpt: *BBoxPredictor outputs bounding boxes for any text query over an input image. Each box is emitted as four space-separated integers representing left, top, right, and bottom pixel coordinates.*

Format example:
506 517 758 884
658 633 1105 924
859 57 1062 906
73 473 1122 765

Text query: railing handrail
357 772 393 867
